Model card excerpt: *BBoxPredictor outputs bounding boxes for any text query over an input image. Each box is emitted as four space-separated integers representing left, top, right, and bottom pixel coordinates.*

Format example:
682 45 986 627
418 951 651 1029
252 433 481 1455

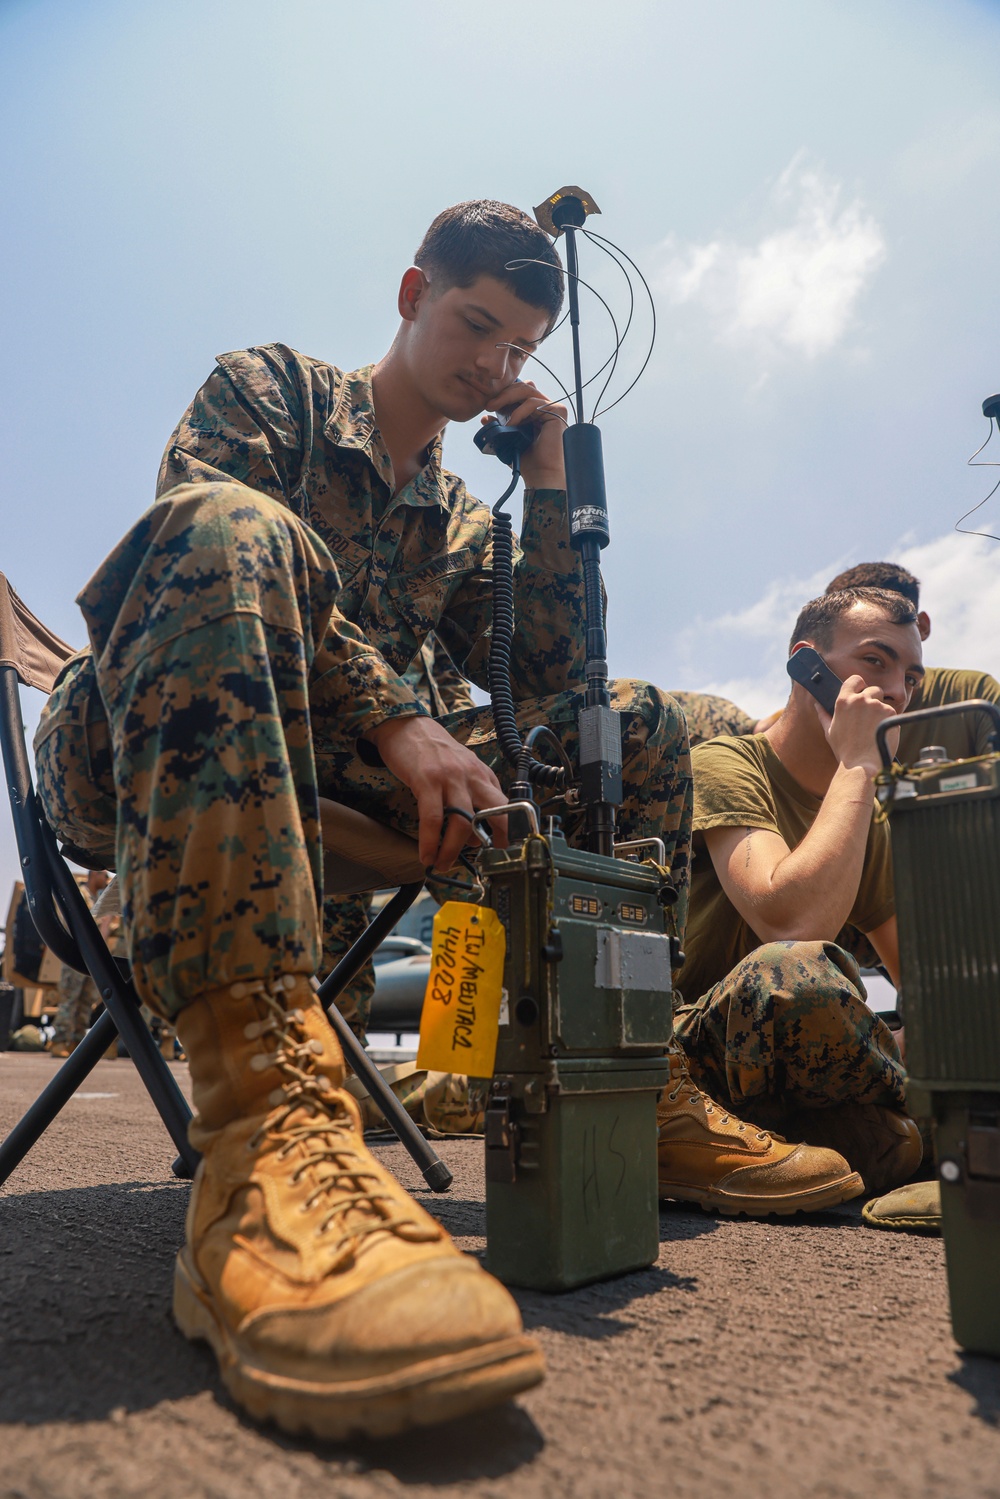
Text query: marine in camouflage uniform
35 349 691 1023
665 589 926 1189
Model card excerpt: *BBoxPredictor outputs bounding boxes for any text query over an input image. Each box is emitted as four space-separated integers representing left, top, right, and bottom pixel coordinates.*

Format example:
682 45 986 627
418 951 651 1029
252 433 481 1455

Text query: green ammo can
880 700 1000 1356
479 824 673 1291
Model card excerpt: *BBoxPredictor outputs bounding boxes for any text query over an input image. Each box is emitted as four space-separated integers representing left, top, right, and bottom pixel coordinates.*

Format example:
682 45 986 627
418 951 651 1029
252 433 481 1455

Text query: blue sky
3 0 1000 895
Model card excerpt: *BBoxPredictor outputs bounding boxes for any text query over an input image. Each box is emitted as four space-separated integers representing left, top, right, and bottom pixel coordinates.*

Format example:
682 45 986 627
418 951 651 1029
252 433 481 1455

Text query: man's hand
364 715 508 871
486 378 568 491
816 674 898 779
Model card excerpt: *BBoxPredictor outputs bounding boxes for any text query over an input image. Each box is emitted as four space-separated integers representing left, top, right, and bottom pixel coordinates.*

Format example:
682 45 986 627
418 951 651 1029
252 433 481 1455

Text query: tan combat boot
784 1102 923 1196
173 976 544 1440
657 1050 864 1216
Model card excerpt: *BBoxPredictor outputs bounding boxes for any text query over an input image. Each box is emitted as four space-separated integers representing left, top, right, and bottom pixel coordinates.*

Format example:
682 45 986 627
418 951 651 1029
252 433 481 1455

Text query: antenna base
534 186 601 239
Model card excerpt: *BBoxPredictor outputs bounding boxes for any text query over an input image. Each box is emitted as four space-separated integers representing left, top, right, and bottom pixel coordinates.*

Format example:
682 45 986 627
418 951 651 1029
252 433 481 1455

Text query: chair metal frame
0 661 199 1182
0 576 451 1193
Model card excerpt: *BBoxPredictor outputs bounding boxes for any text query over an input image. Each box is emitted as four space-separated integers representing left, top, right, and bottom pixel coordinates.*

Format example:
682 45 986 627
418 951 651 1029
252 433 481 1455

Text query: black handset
786 646 843 716
473 415 538 468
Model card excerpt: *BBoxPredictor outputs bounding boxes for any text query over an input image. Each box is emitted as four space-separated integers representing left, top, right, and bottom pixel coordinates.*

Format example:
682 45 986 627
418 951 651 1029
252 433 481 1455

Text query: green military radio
478 822 673 1291
878 699 1000 1356
466 186 674 1291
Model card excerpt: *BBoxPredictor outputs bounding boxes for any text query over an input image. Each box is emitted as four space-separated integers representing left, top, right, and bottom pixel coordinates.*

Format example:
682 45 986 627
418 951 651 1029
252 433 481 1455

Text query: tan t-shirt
898 666 1000 766
675 734 895 1005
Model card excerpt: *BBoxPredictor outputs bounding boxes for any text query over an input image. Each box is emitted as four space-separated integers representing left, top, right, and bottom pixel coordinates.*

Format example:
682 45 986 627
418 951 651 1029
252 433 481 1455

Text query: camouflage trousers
53 968 100 1049
36 482 692 1024
673 940 907 1131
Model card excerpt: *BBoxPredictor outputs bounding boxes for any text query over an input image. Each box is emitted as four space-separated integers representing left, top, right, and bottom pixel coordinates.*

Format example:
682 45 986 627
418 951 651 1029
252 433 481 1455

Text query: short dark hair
414 200 564 327
825 561 921 608
789 587 918 654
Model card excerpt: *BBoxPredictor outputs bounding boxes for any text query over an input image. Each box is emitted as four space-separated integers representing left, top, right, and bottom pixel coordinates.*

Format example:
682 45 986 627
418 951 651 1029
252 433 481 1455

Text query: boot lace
665 1048 771 1142
244 980 440 1264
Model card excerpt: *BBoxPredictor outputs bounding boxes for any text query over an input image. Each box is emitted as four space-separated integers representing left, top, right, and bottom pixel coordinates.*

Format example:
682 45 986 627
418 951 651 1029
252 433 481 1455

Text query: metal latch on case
485 1078 518 1184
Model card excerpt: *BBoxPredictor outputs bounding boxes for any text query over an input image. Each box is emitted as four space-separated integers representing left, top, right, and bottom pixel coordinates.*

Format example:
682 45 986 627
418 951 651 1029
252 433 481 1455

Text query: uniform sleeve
428 639 475 716
692 738 781 834
305 601 429 755
156 349 305 502
852 814 895 933
433 484 588 699
157 351 426 731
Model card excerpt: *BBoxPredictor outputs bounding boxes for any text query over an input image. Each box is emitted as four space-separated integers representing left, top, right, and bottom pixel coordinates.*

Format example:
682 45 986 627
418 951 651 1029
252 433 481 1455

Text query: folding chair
0 573 450 1193
0 572 197 1182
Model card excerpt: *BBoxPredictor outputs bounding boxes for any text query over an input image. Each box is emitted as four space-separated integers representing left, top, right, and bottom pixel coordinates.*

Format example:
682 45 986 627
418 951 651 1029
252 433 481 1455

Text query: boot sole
658 1170 865 1217
173 1250 545 1441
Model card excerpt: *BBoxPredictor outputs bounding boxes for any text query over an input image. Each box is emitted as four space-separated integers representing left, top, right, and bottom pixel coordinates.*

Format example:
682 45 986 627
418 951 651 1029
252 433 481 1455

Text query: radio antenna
957 393 1000 543
533 186 621 857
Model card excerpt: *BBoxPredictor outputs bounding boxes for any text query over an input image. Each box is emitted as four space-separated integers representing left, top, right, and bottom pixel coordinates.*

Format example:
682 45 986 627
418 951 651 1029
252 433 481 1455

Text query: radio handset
474 415 538 468
786 646 844 716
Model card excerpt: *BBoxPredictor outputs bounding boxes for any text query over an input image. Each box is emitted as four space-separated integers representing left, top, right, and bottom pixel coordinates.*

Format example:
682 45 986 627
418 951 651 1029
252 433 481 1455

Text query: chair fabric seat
0 573 76 693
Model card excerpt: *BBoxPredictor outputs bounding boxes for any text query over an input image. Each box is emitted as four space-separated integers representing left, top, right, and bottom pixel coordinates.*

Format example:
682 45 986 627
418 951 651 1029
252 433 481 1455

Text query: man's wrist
358 707 427 766
522 475 566 493
832 759 878 792
364 712 425 748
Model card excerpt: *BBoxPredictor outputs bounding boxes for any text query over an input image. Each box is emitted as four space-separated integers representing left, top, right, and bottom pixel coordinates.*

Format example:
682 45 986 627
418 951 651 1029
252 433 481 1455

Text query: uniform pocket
384 547 476 635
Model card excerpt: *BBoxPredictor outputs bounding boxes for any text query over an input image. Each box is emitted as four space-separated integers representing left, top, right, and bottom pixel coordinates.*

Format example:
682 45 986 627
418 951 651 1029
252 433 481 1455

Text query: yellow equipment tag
417 903 506 1078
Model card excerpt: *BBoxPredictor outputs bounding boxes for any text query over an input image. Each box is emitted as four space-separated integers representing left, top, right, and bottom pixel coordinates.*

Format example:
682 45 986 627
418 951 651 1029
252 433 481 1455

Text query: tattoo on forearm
743 829 754 868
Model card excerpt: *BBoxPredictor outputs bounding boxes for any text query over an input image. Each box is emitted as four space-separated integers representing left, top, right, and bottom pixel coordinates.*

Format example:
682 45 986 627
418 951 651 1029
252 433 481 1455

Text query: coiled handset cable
476 419 568 795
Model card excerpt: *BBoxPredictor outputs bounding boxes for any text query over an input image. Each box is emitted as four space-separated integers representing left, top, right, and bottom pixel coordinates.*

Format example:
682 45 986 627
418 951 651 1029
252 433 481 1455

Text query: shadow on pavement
0 1177 546 1483
516 1261 699 1340
949 1353 1000 1425
410 1193 487 1241
0 1178 214 1425
658 1202 724 1240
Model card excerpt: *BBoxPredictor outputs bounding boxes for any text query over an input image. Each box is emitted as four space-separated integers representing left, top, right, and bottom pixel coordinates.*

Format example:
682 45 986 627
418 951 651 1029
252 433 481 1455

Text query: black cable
581 229 657 419
957 418 1000 542
489 455 567 791
580 231 636 420
517 724 575 787
504 256 623 421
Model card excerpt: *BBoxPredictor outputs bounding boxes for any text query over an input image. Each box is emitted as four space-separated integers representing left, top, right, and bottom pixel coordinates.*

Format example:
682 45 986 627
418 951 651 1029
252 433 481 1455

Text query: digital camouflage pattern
672 938 907 1132
156 347 588 703
36 482 415 1014
151 344 596 1032
36 482 691 1020
403 636 475 719
670 691 755 748
325 633 474 1039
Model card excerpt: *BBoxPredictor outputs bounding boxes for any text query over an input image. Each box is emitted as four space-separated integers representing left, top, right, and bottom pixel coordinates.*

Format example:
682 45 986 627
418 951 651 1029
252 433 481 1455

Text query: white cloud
656 159 887 359
894 530 1000 675
679 529 1000 719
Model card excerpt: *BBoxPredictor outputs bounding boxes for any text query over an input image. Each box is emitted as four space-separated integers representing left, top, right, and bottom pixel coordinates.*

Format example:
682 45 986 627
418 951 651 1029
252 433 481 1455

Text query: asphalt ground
2 1052 1000 1499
